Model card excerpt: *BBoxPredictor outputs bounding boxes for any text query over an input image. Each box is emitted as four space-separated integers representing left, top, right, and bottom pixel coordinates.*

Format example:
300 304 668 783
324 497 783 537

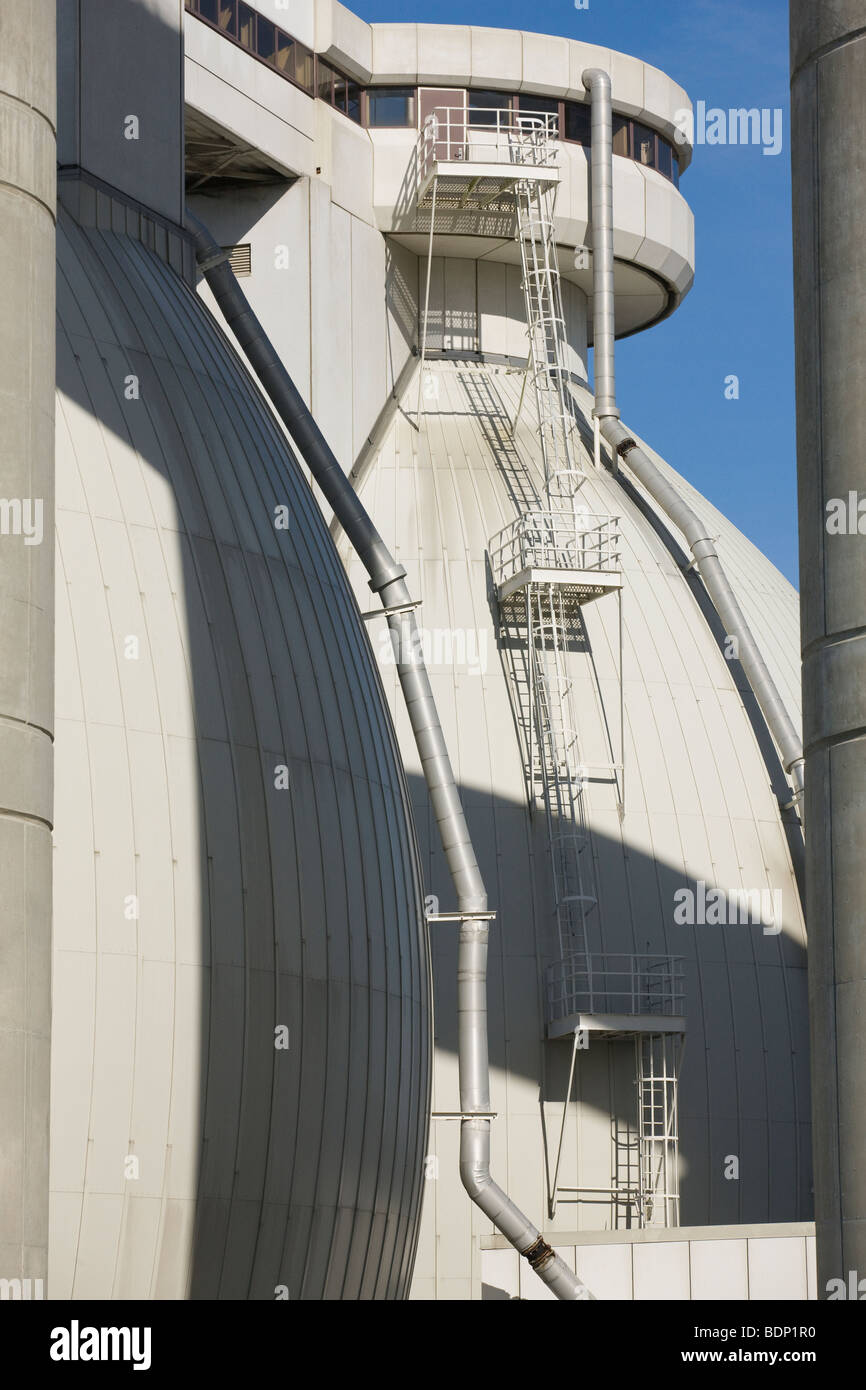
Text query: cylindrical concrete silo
0 0 55 1289
790 0 866 1296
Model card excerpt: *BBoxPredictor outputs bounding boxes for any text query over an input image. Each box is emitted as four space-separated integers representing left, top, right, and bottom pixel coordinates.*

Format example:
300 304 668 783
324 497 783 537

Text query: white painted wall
481 1226 818 1301
421 255 589 378
190 142 418 472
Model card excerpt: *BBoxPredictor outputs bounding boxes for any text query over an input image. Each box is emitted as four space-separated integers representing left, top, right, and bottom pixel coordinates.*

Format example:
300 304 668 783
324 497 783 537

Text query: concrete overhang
185 109 298 192
184 7 315 178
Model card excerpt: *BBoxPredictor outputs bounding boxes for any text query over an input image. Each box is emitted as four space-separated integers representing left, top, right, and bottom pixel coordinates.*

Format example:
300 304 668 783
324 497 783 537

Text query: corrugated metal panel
50 212 431 1300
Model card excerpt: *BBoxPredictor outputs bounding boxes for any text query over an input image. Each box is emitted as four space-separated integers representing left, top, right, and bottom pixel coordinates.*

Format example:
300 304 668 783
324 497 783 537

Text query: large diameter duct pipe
584 69 619 420
582 68 805 798
0 0 56 1285
188 216 588 1300
790 3 866 1294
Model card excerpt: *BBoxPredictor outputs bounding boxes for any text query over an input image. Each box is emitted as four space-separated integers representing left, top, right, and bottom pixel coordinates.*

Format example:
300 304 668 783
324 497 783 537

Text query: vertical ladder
527 582 597 970
514 171 583 504
636 1033 682 1227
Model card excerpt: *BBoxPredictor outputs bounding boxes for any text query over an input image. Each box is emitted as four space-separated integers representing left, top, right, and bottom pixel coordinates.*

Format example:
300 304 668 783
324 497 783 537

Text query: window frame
466 89 514 129
185 0 316 98
562 98 592 147
632 120 659 172
363 86 418 129
515 91 563 140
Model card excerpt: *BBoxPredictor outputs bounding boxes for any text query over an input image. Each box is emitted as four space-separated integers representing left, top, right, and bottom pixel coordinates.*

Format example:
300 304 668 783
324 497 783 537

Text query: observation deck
489 510 623 612
545 952 686 1040
416 107 561 214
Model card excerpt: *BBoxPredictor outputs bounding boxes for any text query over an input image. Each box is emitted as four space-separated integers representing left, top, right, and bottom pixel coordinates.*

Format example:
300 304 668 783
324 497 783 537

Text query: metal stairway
412 102 684 1231
511 130 601 978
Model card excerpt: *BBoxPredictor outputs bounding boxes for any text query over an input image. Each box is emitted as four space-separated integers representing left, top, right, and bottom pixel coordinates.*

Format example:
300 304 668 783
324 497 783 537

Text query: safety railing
546 953 685 1025
418 107 559 186
489 510 620 589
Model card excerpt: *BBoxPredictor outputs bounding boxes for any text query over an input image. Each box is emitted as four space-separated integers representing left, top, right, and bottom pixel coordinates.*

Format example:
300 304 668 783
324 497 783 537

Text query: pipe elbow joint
582 67 611 95
459 1150 490 1204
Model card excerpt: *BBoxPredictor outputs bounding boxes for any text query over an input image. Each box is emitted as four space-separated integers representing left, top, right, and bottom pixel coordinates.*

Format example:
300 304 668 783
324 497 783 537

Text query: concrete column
0 0 56 1286
790 1 866 1296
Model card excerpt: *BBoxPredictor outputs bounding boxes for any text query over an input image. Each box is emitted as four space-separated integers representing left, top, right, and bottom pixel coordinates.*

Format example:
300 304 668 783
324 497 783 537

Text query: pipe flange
524 1236 555 1272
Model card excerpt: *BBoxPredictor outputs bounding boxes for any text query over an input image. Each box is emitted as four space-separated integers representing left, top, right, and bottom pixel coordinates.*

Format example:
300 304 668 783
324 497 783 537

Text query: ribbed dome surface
49 212 430 1300
341 360 808 1295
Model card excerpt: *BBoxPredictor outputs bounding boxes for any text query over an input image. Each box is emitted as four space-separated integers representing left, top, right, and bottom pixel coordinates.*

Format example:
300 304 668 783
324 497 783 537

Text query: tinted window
367 87 415 127
333 75 348 112
672 153 680 187
612 115 631 157
237 3 255 50
217 0 236 32
276 32 294 75
318 60 335 103
657 138 673 179
633 122 657 168
517 94 558 115
564 101 591 144
516 94 559 138
197 0 219 22
347 82 362 124
468 90 511 127
257 16 276 64
294 47 314 93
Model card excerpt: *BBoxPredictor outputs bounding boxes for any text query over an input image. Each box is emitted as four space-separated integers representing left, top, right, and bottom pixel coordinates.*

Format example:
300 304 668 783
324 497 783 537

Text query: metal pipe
790 0 866 1293
582 68 805 799
187 214 589 1300
416 176 438 423
583 69 619 421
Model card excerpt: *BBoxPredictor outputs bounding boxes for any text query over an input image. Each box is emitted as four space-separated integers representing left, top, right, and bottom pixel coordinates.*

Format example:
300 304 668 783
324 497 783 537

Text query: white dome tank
341 358 808 1296
49 209 431 1300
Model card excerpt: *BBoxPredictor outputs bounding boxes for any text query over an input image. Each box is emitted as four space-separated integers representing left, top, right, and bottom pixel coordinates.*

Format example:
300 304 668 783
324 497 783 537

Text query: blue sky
354 0 799 583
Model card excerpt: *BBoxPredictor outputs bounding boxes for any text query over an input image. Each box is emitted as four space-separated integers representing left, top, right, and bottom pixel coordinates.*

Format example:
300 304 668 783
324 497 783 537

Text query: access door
418 88 466 162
